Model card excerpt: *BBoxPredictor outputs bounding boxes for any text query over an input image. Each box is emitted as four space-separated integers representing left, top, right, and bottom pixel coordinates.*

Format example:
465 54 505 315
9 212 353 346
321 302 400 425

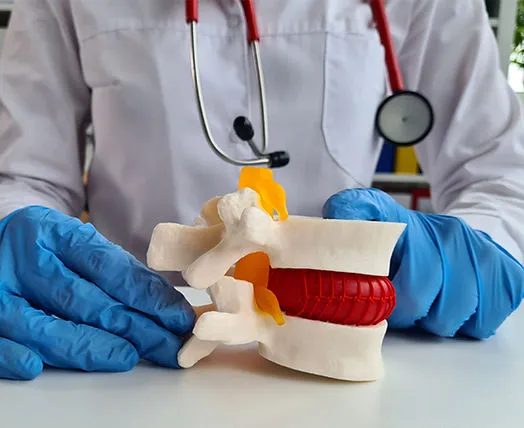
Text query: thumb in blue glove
0 206 196 380
323 188 524 339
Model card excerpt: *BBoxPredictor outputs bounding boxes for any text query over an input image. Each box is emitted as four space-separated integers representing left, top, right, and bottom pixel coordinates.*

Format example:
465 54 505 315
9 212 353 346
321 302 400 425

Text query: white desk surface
1 286 523 428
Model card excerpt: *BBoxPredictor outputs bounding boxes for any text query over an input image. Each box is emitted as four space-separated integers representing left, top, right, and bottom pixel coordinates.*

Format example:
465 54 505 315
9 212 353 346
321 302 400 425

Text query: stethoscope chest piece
370 0 434 147
375 91 434 146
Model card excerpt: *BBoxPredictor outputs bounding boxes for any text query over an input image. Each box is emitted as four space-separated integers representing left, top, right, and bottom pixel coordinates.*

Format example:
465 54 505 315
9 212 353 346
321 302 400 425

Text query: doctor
0 0 523 381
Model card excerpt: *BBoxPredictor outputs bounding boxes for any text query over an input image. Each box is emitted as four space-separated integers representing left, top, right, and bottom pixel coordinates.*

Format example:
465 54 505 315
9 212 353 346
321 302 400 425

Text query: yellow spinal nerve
234 167 288 325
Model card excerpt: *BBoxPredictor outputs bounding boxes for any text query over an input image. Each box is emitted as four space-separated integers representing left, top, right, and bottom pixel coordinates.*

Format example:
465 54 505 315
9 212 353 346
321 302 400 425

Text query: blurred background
0 0 521 214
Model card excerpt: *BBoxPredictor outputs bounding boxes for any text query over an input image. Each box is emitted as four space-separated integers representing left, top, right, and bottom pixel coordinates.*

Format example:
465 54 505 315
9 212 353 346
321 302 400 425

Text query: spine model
146 167 406 381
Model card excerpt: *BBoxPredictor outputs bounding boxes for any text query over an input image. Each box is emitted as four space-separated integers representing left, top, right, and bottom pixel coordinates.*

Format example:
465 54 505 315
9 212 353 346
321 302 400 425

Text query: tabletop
0 286 523 428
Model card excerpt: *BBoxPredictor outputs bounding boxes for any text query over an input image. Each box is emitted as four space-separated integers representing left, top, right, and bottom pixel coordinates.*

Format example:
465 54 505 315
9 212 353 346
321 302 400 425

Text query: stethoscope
186 0 434 168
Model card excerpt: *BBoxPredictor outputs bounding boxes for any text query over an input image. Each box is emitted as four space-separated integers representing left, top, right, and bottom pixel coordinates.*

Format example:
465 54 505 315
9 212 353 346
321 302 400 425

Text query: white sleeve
0 0 90 220
399 0 524 262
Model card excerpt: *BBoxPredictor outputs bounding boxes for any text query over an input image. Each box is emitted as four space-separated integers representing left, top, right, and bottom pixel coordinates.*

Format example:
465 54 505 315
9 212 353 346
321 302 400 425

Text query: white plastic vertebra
147 188 405 289
178 277 387 381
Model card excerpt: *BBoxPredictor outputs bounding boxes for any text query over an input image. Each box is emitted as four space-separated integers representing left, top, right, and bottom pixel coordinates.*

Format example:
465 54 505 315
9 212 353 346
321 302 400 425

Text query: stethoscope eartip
232 115 289 168
233 116 255 141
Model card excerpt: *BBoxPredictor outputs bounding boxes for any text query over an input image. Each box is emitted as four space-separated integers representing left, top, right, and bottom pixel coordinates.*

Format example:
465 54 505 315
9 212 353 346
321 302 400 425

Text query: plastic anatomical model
146 167 405 381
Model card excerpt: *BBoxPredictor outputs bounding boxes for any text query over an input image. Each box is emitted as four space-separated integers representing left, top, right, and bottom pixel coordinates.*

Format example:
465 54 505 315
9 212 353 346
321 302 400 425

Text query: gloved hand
323 188 524 339
0 206 195 380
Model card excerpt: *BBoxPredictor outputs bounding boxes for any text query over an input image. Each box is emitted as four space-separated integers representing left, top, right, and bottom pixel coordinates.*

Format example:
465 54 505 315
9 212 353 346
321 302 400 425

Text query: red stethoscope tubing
186 0 403 90
369 0 404 92
186 0 198 23
186 0 260 42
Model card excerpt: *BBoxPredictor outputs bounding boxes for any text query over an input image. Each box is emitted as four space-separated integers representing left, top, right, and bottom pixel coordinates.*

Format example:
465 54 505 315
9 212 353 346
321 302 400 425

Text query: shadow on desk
383 327 478 344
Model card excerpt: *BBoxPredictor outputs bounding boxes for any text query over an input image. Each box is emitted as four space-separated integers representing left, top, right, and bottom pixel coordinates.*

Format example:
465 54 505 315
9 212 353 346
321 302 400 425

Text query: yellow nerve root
234 167 288 325
236 166 288 221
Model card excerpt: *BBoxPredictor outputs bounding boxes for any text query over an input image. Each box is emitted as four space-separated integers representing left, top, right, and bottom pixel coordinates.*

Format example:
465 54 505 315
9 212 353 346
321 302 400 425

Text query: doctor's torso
72 0 410 269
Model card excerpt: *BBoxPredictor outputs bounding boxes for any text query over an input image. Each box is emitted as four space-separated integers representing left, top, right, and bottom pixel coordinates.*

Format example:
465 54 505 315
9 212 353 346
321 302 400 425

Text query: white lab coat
1 0 524 284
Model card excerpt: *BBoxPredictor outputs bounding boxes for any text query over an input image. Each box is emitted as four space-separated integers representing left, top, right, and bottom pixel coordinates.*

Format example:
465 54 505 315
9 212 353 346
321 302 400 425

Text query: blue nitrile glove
0 206 195 380
323 188 524 339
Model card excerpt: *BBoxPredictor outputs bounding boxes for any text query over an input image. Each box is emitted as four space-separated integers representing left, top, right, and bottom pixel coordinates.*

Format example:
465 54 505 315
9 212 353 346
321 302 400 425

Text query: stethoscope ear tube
186 0 290 168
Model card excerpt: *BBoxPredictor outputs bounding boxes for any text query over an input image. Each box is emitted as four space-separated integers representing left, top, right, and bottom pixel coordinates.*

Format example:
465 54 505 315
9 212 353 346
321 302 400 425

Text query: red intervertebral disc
267 268 396 326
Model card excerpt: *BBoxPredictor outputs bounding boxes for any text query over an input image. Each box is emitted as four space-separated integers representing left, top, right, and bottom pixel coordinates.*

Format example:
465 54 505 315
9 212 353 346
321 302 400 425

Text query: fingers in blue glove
457 230 524 339
0 294 139 373
21 250 188 368
0 337 43 380
404 215 479 337
33 210 195 336
323 188 408 223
